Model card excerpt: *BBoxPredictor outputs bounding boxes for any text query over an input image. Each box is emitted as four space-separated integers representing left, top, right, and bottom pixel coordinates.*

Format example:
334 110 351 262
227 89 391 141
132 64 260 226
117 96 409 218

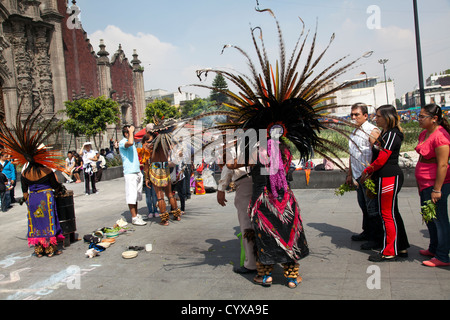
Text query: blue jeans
144 182 158 214
420 184 450 263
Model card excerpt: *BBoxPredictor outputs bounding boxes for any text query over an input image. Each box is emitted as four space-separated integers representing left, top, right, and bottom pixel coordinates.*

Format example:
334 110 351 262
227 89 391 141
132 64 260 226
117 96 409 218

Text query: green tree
210 73 229 104
62 96 120 149
144 99 180 125
180 98 215 118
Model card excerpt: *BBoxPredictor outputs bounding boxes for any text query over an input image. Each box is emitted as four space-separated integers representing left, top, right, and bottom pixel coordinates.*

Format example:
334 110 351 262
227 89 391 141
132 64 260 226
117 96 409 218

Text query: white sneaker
132 216 147 226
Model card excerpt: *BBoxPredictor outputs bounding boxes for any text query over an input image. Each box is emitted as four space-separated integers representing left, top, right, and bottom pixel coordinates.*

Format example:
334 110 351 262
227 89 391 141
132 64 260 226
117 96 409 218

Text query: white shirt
65 157 75 168
349 120 378 179
217 166 251 191
82 149 98 168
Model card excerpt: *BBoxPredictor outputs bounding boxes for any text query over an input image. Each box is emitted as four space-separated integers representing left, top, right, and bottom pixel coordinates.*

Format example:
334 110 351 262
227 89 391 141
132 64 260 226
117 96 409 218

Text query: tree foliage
180 98 216 118
62 96 120 148
143 99 181 124
210 73 229 104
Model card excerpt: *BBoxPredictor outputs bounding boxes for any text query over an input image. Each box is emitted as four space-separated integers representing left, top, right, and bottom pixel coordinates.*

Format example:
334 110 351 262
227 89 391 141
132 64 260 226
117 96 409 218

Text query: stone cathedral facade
0 0 146 146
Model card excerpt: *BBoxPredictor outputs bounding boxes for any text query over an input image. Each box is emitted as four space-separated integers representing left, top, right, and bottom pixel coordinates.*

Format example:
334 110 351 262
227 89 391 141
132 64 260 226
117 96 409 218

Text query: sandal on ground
253 274 272 287
47 250 63 257
287 276 303 289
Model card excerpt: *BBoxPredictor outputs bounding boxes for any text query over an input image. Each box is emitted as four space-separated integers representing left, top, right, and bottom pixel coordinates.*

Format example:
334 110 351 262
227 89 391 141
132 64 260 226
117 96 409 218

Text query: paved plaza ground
0 175 449 303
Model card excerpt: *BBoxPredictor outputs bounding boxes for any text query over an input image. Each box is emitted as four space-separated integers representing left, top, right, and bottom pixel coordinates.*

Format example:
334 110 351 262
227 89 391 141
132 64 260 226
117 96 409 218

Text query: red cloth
134 128 147 142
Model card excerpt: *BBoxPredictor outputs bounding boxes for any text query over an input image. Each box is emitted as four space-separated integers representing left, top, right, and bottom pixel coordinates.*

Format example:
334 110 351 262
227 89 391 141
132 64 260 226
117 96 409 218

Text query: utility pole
413 0 426 107
378 59 389 104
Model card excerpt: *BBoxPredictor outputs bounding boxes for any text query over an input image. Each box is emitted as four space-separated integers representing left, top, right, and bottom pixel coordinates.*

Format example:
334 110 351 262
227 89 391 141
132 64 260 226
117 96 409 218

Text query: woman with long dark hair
415 103 450 267
361 104 410 262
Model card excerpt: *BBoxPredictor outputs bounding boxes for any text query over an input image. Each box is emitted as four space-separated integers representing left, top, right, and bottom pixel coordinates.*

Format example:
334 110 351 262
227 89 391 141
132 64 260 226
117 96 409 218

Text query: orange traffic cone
195 178 206 195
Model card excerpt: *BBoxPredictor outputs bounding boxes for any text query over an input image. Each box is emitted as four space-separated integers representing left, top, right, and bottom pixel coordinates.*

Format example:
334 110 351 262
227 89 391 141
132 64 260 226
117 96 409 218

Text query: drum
55 190 77 244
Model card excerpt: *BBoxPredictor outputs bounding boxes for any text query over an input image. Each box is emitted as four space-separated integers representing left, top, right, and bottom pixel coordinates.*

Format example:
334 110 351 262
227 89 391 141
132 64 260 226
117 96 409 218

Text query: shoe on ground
233 266 257 274
360 241 382 250
368 253 397 262
351 233 368 241
422 257 450 267
419 249 435 257
397 250 408 258
132 216 147 226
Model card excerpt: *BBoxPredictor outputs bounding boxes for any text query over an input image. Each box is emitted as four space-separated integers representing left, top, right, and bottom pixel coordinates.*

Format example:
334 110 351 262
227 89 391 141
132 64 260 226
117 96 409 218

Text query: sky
73 0 450 101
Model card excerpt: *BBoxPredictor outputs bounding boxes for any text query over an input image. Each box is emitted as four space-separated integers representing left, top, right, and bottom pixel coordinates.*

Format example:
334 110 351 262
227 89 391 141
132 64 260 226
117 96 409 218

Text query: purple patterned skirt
26 183 64 247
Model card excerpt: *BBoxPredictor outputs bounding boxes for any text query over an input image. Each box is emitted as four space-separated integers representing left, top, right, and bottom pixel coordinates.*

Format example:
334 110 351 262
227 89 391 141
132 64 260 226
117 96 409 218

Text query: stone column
97 39 116 141
35 26 55 114
41 0 68 114
10 21 33 114
131 49 145 128
97 39 112 98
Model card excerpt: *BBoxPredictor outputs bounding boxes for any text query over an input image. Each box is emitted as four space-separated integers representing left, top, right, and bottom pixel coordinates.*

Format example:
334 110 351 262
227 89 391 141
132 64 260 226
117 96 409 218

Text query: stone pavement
0 176 449 302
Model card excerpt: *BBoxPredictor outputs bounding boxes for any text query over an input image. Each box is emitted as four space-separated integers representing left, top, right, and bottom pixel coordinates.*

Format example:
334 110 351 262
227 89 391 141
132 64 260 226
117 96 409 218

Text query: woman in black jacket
361 105 410 262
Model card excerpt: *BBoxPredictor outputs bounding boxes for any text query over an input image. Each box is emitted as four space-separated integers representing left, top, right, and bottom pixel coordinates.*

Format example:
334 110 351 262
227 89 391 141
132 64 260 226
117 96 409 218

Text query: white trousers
234 176 256 270
124 172 143 204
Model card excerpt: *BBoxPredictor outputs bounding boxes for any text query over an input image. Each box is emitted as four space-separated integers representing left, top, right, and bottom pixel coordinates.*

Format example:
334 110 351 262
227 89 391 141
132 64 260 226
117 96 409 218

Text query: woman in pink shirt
415 103 450 267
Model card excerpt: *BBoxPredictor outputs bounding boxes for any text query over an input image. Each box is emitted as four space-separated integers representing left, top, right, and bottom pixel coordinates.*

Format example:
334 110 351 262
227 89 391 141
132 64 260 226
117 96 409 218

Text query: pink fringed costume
249 139 309 266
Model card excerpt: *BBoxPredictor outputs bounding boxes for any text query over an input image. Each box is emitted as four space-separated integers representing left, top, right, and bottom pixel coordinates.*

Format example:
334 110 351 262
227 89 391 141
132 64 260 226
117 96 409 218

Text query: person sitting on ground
62 151 76 183
72 151 83 183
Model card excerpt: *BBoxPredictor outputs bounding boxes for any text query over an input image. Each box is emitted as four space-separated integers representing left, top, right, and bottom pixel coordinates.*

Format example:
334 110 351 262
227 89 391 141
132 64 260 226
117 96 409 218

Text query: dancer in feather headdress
182 8 372 288
0 103 66 257
143 116 184 226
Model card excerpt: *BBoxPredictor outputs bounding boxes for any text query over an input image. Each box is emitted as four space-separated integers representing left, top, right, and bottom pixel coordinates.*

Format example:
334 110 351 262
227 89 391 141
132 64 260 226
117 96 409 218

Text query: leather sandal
287 276 302 289
47 250 63 257
253 274 272 287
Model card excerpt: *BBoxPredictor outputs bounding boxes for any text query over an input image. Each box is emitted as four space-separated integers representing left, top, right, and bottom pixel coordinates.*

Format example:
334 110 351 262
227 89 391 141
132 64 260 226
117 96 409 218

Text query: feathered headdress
181 8 372 170
147 115 186 159
0 100 64 171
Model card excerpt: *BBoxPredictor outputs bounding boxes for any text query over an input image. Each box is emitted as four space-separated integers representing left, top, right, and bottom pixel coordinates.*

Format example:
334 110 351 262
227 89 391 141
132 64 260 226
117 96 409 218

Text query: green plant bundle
364 179 377 195
421 200 436 224
334 183 356 196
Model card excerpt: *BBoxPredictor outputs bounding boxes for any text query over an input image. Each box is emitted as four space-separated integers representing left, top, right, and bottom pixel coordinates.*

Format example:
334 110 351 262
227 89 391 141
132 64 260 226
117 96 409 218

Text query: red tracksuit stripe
379 176 398 256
